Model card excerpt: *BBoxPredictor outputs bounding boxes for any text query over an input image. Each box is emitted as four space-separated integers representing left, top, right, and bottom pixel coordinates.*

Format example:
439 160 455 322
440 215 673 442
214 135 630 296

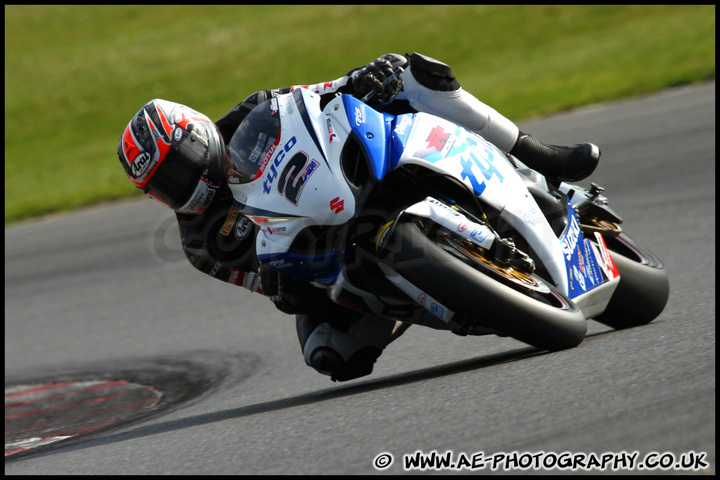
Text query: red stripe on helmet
146 116 172 160
126 115 170 190
154 103 174 139
121 122 141 166
176 111 212 130
133 103 175 189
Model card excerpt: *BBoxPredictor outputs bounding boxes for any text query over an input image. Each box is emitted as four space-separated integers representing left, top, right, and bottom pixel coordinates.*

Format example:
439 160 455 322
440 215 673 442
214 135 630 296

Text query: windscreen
227 98 281 184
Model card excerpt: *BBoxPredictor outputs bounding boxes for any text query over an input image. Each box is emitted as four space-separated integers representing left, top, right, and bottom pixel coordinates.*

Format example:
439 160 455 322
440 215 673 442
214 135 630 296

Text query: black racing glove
259 263 326 315
259 263 279 296
351 57 404 108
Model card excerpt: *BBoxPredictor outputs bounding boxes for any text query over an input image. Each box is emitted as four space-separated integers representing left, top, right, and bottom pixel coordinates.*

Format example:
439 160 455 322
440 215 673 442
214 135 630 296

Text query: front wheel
592 232 670 329
382 222 587 351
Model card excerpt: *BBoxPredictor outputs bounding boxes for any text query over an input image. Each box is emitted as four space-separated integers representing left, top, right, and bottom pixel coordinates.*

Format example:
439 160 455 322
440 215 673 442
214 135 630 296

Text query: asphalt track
5 81 715 475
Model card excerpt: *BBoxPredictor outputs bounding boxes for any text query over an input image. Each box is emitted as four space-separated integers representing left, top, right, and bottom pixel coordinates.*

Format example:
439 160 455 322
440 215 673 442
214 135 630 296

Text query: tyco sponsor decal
262 136 298 194
459 145 504 196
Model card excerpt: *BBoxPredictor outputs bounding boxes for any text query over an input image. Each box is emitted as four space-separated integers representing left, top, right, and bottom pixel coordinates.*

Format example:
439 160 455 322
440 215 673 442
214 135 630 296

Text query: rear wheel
382 222 587 351
592 232 669 329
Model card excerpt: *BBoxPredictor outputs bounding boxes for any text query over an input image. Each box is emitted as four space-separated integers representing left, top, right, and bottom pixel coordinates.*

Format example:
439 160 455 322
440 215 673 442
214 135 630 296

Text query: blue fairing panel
560 201 605 298
257 251 343 284
342 95 395 180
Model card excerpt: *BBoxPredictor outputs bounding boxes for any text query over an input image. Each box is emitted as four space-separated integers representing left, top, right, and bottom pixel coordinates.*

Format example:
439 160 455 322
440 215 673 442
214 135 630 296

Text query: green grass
4 5 715 224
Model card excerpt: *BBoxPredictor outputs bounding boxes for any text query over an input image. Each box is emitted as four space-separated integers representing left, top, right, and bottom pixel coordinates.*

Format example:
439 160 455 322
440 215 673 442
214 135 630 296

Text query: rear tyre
593 232 669 329
383 222 587 351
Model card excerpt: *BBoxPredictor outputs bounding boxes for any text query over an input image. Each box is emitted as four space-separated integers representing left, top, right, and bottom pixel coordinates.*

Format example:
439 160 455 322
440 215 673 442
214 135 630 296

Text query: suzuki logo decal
330 197 344 214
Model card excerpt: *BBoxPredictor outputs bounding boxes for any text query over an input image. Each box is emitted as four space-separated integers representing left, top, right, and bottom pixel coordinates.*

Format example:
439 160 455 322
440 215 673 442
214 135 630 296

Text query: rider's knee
296 313 404 382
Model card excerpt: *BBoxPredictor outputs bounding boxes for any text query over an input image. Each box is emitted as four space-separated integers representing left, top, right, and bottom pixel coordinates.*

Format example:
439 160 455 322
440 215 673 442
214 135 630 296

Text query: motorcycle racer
117 52 601 382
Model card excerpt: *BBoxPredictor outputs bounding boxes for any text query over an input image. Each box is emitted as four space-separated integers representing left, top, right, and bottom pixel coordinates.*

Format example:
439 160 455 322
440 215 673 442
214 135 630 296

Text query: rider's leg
296 307 410 382
396 53 600 182
508 131 600 183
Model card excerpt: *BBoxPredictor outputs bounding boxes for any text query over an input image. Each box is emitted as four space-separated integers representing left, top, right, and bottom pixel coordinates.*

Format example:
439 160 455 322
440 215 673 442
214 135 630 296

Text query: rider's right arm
215 77 352 143
174 196 264 295
215 53 411 141
216 90 271 142
175 203 327 312
216 88 291 143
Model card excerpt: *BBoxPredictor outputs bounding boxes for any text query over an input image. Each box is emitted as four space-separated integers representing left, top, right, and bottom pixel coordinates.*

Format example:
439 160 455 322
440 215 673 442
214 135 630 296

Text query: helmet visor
145 128 208 209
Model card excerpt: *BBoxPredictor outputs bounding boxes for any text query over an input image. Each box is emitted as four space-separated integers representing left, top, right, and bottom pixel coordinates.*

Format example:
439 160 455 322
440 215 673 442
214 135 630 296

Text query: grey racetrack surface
5 81 715 474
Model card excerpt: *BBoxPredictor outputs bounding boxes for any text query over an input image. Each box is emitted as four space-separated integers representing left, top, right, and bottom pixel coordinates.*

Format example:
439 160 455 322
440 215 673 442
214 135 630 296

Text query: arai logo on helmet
131 152 152 177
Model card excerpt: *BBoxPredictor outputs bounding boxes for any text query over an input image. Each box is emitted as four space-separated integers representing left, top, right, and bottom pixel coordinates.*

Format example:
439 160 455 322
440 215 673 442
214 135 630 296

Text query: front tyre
383 222 587 351
593 232 670 329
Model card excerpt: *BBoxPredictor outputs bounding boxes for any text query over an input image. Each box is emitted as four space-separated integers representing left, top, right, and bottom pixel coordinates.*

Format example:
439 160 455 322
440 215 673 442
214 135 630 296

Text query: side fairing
392 113 570 294
389 112 616 303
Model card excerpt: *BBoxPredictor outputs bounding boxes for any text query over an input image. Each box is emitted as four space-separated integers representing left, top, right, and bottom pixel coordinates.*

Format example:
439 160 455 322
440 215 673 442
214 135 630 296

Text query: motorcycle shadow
16 331 615 461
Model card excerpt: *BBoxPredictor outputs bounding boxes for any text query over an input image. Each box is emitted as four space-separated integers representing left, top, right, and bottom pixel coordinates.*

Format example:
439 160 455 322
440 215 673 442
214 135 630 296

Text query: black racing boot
509 131 600 183
307 345 384 382
297 310 409 382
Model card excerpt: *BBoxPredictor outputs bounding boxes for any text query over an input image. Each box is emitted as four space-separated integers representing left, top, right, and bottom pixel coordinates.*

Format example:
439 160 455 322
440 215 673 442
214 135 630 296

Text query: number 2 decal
277 152 320 206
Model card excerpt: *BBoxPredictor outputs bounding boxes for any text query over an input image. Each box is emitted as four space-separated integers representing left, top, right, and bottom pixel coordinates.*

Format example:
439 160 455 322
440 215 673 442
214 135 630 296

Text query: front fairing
228 89 356 282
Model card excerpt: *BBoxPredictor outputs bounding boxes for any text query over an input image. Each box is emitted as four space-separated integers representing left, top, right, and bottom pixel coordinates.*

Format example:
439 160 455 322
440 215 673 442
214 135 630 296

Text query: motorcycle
225 84 669 351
